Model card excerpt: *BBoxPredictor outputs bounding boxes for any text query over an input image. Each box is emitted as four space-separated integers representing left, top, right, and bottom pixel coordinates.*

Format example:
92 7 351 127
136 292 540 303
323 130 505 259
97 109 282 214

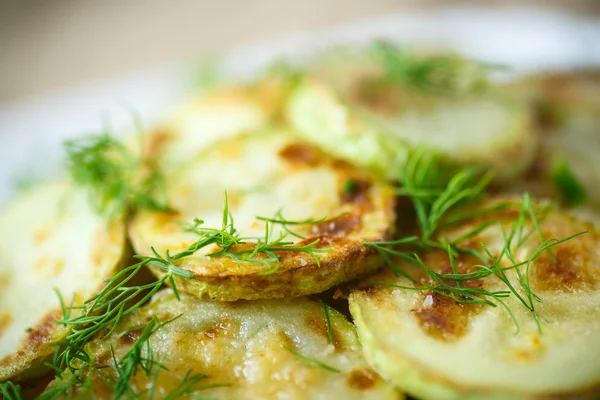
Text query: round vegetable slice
508 73 600 217
45 290 401 400
143 76 294 175
349 197 600 400
285 44 536 183
129 129 396 301
0 181 126 382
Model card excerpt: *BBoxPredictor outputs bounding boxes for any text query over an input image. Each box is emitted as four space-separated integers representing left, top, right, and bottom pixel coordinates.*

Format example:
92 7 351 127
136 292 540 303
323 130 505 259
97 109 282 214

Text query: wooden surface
1 0 599 105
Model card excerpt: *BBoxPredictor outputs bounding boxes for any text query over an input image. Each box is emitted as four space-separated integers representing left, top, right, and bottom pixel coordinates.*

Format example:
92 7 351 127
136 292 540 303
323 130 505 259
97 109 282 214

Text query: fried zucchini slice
45 290 401 399
143 75 295 174
129 129 396 301
143 86 268 173
349 197 600 400
0 181 126 382
285 45 536 183
508 72 600 214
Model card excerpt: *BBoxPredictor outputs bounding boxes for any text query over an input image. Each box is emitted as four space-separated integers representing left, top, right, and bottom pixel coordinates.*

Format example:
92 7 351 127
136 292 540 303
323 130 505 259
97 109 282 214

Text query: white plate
0 5 599 204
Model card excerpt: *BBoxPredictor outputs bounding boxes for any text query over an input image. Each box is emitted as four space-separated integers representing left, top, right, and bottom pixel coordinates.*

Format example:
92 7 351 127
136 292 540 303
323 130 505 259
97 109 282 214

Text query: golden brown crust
130 131 396 301
44 291 400 399
353 305 600 400
0 313 11 337
350 196 600 399
347 368 379 390
411 292 482 342
278 142 323 166
0 182 128 383
304 313 342 347
157 240 386 300
505 72 600 206
0 310 65 383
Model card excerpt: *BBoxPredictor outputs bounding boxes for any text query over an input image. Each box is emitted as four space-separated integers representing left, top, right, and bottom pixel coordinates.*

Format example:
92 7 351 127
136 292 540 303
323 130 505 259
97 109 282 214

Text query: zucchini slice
349 197 600 400
0 181 126 382
508 72 600 216
143 76 294 174
129 129 396 300
45 290 401 399
285 45 536 183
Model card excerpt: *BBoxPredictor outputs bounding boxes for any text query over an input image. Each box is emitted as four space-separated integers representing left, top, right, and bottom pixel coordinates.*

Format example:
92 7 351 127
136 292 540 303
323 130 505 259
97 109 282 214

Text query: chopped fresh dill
364 152 587 334
183 194 332 274
163 371 229 400
64 120 171 217
372 40 493 95
107 314 224 399
321 300 334 345
37 370 95 400
256 210 346 239
367 229 587 334
342 179 358 196
50 192 333 388
397 149 493 241
551 157 586 207
54 288 73 326
0 381 24 400
284 346 340 373
50 260 189 380
109 316 177 398
45 316 218 399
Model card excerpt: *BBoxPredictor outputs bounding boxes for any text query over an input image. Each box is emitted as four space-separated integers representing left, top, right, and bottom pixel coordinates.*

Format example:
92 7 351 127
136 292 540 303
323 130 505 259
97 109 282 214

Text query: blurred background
1 0 600 106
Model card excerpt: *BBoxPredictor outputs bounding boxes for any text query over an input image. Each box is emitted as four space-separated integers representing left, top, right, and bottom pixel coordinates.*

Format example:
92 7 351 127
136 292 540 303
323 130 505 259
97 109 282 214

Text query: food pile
1 42 599 400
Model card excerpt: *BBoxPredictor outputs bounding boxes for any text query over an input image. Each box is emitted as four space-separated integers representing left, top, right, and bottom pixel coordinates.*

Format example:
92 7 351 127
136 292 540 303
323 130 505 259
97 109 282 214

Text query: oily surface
130 129 396 300
350 198 600 400
0 181 126 382
46 290 401 400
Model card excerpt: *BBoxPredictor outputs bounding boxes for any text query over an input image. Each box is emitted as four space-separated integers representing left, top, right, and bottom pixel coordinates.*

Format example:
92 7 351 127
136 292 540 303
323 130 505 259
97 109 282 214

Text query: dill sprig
45 316 218 399
551 157 586 207
65 122 170 217
397 150 493 242
256 210 345 239
162 371 229 400
182 195 332 274
51 260 190 379
110 316 175 398
284 347 340 373
109 315 221 399
0 381 24 400
365 153 587 334
50 192 333 387
321 300 334 345
368 229 586 334
372 40 493 95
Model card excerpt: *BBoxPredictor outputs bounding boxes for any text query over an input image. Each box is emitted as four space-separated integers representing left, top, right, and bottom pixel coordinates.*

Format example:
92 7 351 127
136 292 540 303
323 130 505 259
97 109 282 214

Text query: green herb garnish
163 371 229 400
0 381 25 400
342 179 358 196
50 192 333 386
284 346 340 373
110 316 175 398
365 152 586 334
321 300 334 345
551 157 586 207
373 40 493 95
46 316 219 399
184 194 331 274
65 121 170 217
256 210 345 240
